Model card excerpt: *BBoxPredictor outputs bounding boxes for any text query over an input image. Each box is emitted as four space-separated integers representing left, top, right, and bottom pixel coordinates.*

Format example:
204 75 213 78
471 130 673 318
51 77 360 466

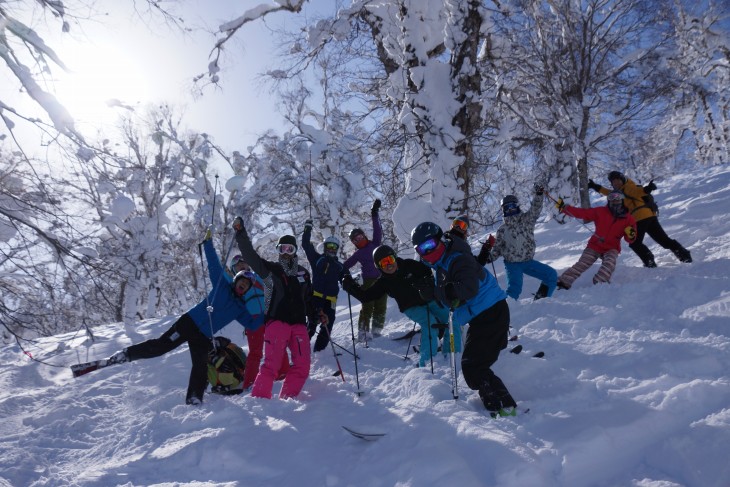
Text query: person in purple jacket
102 230 265 406
343 199 387 342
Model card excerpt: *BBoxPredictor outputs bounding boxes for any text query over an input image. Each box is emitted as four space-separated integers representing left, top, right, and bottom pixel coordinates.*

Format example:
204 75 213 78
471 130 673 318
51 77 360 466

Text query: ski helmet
501 195 521 217
372 245 396 267
607 171 626 184
348 228 365 241
324 235 340 248
323 235 340 255
450 215 469 236
411 222 443 247
607 191 627 216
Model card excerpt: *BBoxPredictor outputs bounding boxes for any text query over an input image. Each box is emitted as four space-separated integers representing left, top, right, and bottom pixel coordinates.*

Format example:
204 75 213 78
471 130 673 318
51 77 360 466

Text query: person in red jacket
555 191 637 289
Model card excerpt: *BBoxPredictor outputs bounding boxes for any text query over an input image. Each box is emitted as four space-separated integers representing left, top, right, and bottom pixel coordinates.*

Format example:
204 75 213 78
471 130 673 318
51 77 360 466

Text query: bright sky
50 0 302 151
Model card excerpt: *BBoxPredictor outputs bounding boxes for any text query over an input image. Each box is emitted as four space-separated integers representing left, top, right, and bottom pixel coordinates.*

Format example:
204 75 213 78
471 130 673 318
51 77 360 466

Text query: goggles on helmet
324 242 339 251
502 202 520 216
231 255 245 265
277 243 296 255
451 219 468 232
415 237 440 256
607 192 624 203
377 254 396 269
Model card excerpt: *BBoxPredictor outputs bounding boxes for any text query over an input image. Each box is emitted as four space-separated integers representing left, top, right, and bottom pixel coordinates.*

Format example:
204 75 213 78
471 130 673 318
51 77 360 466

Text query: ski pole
426 305 434 374
346 291 362 395
403 321 418 361
332 340 359 359
198 243 217 350
321 312 345 381
448 308 458 400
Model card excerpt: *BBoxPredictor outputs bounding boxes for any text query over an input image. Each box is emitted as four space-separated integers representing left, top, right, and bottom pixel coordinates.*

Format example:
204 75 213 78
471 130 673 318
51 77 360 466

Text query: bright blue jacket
187 239 265 338
424 239 507 327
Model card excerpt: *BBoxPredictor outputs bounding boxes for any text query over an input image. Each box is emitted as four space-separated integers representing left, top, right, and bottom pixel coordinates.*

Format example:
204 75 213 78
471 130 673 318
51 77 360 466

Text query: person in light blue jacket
412 222 517 415
104 232 265 405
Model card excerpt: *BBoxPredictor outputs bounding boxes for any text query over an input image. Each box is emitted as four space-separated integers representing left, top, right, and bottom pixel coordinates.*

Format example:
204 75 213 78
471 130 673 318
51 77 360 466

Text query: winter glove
318 309 329 326
371 199 381 216
232 216 244 232
341 274 356 292
644 180 657 193
211 336 229 350
413 276 435 302
587 179 601 192
555 197 566 213
304 219 314 231
533 183 544 196
481 234 496 252
203 227 213 242
624 226 636 240
445 282 461 308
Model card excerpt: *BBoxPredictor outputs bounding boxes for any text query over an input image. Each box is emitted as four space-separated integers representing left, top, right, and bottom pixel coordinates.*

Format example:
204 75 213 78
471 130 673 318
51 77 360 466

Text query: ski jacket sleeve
563 205 598 222
203 239 231 289
442 253 482 304
527 192 544 224
372 212 383 246
346 277 387 303
301 226 321 269
234 226 271 279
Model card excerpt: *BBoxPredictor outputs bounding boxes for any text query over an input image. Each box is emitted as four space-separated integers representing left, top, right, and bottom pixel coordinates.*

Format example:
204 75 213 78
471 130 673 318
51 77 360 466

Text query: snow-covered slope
2 166 729 487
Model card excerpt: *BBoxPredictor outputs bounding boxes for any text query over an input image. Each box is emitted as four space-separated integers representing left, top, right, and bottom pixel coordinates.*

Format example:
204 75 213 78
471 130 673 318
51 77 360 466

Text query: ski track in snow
1 166 730 486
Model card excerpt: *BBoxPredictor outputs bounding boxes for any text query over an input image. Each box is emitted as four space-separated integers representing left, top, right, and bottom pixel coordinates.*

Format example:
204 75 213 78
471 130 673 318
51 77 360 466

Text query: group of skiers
97 169 691 415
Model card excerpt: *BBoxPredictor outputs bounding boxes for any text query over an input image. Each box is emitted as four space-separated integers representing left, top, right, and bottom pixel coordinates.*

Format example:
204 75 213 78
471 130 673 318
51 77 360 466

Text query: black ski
392 329 419 340
70 359 115 378
509 345 545 358
342 425 386 441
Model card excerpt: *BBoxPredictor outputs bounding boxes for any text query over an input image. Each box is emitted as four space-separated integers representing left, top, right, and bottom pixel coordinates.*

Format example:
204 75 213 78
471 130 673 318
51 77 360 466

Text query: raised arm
232 217 270 279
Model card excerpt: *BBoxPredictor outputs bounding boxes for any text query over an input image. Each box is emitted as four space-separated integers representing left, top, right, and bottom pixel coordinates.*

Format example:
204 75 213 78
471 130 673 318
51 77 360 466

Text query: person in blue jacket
411 221 517 415
302 219 346 352
103 230 265 405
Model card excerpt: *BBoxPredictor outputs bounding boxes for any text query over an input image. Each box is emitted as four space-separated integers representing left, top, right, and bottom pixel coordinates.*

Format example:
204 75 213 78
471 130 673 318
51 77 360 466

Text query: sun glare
53 41 150 129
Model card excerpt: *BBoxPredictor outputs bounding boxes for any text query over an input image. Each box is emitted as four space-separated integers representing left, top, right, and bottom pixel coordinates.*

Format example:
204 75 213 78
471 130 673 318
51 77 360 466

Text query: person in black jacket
342 245 459 367
233 217 313 400
302 219 346 352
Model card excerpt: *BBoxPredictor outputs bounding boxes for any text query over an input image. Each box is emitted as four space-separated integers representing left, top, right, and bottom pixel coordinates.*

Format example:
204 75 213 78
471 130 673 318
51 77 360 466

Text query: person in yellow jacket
588 171 692 267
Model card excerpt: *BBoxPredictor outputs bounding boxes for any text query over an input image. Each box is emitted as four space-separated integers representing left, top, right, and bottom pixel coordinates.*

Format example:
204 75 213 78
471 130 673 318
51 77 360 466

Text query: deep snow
1 166 729 487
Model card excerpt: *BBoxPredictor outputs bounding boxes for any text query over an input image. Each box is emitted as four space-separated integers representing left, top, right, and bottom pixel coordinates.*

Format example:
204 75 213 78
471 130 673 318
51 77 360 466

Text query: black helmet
501 195 521 217
372 245 396 266
411 222 443 246
348 228 365 241
501 195 519 207
607 171 626 184
277 235 297 251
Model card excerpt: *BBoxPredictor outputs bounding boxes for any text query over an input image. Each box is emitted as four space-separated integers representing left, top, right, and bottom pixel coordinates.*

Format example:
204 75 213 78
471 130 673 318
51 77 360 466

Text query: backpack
207 337 247 395
642 194 659 214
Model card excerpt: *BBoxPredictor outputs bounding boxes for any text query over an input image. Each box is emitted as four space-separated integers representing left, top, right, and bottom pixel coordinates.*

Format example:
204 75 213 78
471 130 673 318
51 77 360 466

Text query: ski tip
342 425 386 441
510 344 523 354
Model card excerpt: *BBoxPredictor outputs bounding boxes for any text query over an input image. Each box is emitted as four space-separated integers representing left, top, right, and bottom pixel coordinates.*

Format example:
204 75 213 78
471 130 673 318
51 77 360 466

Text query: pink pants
243 326 290 390
559 247 619 288
251 320 311 399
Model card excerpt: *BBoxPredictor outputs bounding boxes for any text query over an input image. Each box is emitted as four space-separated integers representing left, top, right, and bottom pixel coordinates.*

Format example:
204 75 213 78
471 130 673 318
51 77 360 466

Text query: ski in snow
509 344 545 358
392 329 419 341
342 425 386 441
70 359 115 378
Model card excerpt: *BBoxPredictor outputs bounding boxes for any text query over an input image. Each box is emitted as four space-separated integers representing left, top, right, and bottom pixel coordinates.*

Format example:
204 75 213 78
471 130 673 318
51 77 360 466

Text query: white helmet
324 235 340 254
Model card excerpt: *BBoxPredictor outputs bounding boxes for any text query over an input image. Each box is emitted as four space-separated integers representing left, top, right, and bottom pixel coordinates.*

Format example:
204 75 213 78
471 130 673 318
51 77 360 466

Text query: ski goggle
415 237 440 256
451 219 468 232
377 254 396 269
502 202 520 216
277 243 296 255
324 242 339 251
607 192 624 203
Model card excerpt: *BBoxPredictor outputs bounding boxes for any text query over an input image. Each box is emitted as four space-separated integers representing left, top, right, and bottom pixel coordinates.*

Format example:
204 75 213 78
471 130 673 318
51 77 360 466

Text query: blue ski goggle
502 202 520 217
415 237 440 256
